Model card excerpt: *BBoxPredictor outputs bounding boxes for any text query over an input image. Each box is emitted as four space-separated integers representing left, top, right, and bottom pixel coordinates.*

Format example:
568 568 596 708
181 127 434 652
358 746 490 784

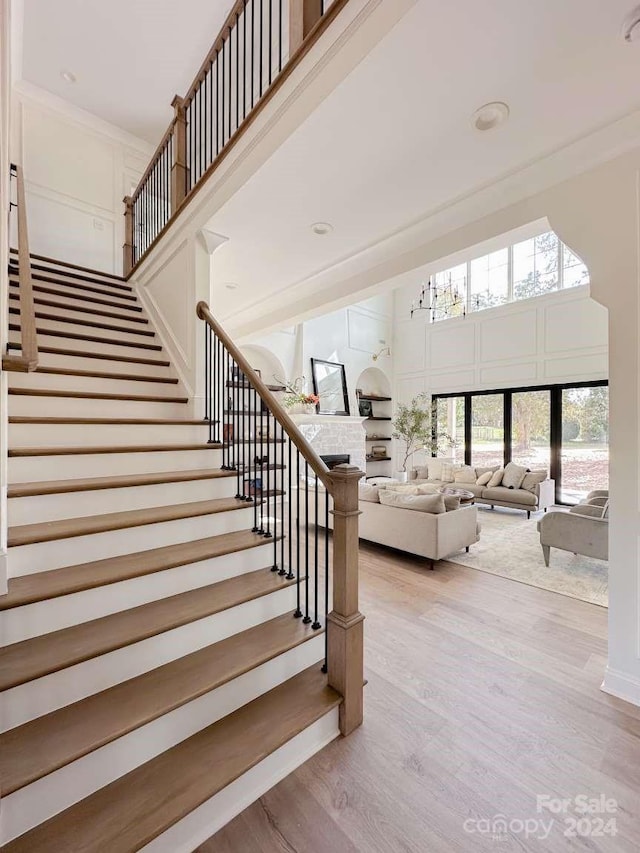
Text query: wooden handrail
196 300 332 492
3 165 38 373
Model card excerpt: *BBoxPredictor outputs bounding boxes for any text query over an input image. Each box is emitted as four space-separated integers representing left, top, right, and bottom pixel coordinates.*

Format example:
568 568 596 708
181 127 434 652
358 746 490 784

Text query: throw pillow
521 471 547 493
443 494 461 511
413 466 430 481
379 490 446 514
358 483 380 503
502 462 528 490
367 477 399 486
440 462 457 483
427 458 451 481
453 465 477 484
416 484 439 495
488 468 504 487
382 484 421 494
476 471 492 486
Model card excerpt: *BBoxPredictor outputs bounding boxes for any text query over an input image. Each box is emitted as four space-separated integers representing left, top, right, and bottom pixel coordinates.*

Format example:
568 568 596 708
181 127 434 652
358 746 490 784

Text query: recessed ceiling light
224 282 238 290
471 101 510 132
60 70 77 84
622 6 640 42
311 222 333 236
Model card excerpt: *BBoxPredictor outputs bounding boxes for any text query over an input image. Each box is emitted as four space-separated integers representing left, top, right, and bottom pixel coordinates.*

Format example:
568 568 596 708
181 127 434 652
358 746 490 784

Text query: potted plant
392 393 454 481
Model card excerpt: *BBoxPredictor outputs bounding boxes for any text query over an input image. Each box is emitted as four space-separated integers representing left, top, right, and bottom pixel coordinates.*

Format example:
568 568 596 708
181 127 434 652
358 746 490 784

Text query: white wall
245 293 394 415
393 284 608 404
10 83 152 274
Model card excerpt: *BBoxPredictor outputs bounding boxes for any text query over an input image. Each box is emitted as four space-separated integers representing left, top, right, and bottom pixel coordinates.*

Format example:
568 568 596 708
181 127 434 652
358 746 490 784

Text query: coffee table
438 486 475 505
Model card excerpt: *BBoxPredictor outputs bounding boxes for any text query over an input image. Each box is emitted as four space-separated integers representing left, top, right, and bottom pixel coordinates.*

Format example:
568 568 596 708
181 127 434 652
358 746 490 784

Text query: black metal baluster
270 417 278 570
227 31 232 144
322 489 330 671
235 13 240 133
268 0 272 86
265 408 272 539
278 0 282 72
251 0 255 109
278 422 286 576
259 0 263 96
252 388 259 531
286 440 294 579
294 450 302 618
258 400 265 533
312 476 321 629
242 1 247 120
204 320 210 429
303 461 311 623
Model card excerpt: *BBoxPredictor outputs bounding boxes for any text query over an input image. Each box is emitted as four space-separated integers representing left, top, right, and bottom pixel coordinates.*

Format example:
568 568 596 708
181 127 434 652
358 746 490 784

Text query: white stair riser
27 350 174 377
9 421 210 449
14 264 128 287
8 395 190 419
8 477 237 525
8 371 183 398
1 583 301 731
8 329 165 362
2 543 276 643
0 636 325 845
8 504 255 575
142 710 338 853
15 299 149 330
13 317 157 346
9 276 136 304
9 447 222 482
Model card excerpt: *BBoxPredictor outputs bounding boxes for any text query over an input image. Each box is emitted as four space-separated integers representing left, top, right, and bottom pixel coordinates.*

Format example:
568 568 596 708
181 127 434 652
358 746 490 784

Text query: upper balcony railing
123 0 348 276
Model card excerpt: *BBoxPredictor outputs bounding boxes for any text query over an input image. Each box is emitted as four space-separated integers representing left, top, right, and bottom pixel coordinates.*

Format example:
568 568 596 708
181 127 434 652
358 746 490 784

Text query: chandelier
410 274 478 321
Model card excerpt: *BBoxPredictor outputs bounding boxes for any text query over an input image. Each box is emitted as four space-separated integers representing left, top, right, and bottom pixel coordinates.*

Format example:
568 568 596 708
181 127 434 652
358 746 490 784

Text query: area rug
448 506 608 607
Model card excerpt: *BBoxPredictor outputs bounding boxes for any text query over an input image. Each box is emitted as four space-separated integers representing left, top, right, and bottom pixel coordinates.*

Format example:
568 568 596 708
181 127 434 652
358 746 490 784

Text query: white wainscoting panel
480 309 537 363
544 298 608 353
430 323 475 369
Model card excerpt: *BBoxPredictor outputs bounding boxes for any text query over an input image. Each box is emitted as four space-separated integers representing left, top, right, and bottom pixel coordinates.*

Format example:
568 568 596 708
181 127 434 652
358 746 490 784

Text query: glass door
434 396 465 463
471 394 504 468
511 389 551 472
560 386 609 503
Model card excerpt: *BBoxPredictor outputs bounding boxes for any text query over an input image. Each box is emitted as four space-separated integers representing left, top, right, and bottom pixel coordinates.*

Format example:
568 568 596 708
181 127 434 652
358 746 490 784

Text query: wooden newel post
122 195 134 277
326 463 365 736
289 0 323 55
171 95 188 214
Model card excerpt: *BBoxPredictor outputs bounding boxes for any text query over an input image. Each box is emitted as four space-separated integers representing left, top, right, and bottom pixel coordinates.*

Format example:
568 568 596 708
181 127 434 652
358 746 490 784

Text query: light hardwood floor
201 542 640 852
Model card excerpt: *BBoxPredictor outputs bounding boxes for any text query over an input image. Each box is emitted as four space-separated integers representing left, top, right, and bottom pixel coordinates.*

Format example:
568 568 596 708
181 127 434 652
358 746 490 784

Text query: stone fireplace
291 415 366 474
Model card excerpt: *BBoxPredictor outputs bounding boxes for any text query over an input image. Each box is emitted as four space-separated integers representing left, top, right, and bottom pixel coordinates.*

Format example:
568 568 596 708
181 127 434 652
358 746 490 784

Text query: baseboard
601 665 640 707
140 708 340 852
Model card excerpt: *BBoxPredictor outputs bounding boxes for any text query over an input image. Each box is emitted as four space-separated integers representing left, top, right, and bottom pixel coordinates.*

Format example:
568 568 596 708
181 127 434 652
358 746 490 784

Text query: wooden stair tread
0 529 276 609
0 613 318 796
8 388 187 403
9 271 138 302
8 495 251 546
9 442 219 457
9 416 206 425
0 567 293 691
7 467 234 498
6 343 169 366
10 279 143 312
11 249 128 282
9 291 148 324
31 366 178 384
10 258 131 290
9 306 155 337
2 666 339 853
9 324 162 350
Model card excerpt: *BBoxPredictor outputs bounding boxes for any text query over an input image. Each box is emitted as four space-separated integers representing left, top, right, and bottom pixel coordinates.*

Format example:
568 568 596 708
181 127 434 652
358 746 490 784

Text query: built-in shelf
366 455 392 462
358 395 392 402
365 436 391 441
366 416 392 421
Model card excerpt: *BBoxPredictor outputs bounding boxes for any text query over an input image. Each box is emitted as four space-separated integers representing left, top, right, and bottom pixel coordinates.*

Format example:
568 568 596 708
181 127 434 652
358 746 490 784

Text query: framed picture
310 359 350 416
358 399 373 417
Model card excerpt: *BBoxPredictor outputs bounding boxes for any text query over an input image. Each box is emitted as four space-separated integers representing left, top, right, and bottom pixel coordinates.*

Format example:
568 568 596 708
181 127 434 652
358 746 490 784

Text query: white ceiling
206 0 640 324
20 0 234 143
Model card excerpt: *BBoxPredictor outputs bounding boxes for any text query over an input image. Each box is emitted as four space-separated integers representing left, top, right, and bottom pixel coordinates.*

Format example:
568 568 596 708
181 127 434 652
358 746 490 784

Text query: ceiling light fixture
622 6 640 42
471 101 509 132
60 70 77 84
311 222 333 236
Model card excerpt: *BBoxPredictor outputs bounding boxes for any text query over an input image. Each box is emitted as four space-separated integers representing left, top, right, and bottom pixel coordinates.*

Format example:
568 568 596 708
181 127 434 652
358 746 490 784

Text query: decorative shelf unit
357 391 393 478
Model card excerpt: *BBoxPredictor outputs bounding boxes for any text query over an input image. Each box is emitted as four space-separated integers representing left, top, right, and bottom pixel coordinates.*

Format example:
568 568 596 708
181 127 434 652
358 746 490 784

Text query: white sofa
409 459 555 518
309 484 479 568
537 492 609 566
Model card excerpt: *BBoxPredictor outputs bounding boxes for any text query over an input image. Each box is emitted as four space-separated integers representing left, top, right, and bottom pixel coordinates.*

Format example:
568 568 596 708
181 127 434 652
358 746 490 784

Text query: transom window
431 231 589 321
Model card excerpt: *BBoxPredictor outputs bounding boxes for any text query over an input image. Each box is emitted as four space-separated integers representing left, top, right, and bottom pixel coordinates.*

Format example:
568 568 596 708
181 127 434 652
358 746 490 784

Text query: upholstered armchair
537 500 609 566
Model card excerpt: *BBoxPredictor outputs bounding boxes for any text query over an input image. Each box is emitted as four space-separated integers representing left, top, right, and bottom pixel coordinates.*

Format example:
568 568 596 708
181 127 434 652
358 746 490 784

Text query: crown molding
12 79 154 155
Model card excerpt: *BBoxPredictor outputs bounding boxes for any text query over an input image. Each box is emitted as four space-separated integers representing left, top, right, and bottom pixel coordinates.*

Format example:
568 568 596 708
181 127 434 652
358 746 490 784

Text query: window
471 394 504 468
513 232 559 300
435 396 465 464
560 386 609 503
511 390 550 471
432 381 608 505
469 249 508 310
429 230 589 322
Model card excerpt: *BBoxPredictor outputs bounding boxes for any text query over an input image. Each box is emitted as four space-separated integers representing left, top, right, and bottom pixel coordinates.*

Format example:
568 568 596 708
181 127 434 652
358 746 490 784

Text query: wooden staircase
0 254 345 850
